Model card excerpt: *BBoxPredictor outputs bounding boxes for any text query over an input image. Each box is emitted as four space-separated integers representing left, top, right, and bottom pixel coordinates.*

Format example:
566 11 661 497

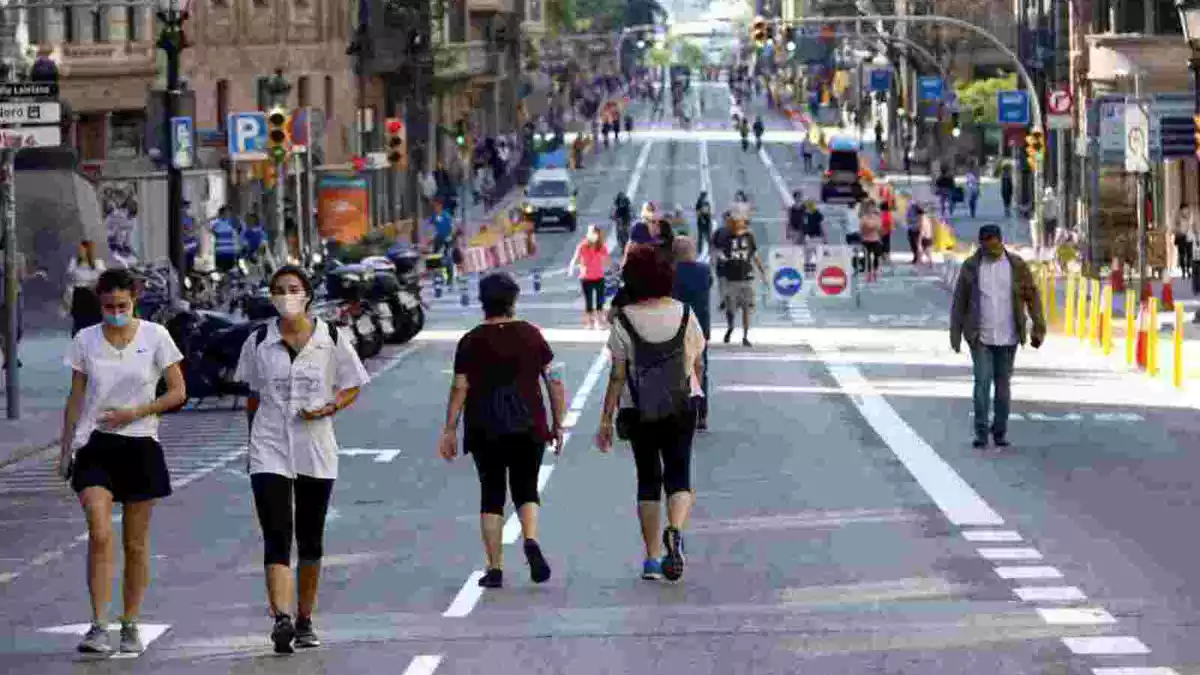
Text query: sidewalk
0 331 72 468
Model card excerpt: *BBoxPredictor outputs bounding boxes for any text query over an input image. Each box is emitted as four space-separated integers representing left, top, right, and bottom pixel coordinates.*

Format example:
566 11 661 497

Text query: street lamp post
1176 0 1200 310
157 0 188 298
264 69 292 263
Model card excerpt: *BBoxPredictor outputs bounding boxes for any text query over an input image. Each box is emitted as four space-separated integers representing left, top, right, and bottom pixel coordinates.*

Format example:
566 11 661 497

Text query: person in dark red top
439 272 566 589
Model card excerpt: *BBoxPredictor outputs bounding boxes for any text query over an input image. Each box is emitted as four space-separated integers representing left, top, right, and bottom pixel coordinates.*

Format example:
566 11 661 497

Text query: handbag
615 408 639 441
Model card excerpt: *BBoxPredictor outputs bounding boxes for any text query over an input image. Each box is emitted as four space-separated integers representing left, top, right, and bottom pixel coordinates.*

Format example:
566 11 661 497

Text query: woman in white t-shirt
57 268 186 655
596 246 705 584
63 239 105 336
234 266 370 654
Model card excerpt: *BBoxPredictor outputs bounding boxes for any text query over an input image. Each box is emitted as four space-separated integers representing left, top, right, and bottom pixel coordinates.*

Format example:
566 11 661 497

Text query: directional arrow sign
773 267 803 297
338 448 401 463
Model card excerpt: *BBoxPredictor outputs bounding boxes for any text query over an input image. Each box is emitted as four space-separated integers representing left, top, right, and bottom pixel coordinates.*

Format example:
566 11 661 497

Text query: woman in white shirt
596 246 705 584
64 239 106 336
234 266 370 654
57 269 187 655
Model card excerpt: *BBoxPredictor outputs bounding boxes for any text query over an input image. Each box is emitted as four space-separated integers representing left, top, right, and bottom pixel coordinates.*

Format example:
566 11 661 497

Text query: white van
521 168 578 232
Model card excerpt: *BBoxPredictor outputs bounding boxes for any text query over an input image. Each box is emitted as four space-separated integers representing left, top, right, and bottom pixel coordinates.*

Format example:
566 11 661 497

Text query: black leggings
581 278 606 313
630 411 696 502
251 473 335 567
467 432 545 515
864 241 885 272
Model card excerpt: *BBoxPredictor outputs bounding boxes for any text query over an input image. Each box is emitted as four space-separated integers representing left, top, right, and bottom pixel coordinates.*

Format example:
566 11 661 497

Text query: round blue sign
773 267 803 297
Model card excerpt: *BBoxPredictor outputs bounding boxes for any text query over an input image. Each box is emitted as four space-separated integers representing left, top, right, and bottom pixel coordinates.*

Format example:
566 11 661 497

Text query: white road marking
996 566 1063 580
1062 636 1150 655
39 623 171 658
1092 669 1180 675
1014 586 1087 602
401 655 445 675
338 449 402 463
369 344 424 380
699 137 712 195
758 145 796 207
976 547 1043 561
809 345 1004 526
961 529 1023 542
1036 607 1116 625
443 571 486 618
446 348 610 617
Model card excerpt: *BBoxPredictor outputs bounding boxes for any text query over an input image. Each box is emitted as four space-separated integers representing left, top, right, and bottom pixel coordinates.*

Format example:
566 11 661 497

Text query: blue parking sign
918 76 943 101
227 111 268 161
997 90 1031 126
869 69 892 93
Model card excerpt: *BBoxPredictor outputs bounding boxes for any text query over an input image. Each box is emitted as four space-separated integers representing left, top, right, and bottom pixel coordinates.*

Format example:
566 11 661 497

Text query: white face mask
272 293 308 317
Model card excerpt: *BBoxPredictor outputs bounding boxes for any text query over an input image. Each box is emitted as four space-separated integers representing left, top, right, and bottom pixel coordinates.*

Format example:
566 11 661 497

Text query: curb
0 439 56 470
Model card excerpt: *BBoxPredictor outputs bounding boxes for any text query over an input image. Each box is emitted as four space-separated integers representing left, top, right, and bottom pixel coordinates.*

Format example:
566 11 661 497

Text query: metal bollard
532 270 542 293
1175 303 1185 389
433 273 444 299
459 276 470 307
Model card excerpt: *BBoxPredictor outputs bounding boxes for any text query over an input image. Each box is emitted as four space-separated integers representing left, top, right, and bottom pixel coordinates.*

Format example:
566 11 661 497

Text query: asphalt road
1 83 1198 675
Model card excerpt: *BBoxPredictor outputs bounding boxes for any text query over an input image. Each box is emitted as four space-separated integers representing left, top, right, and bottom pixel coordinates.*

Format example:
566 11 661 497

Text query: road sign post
170 116 194 170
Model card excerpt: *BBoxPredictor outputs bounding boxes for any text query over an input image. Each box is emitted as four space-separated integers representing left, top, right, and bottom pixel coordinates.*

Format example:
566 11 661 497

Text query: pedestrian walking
965 166 981 218
905 200 923 264
58 269 187 654
695 192 713 257
786 192 806 245
439 272 566 589
859 201 884 282
714 214 767 346
1175 207 1193 280
950 225 1046 449
800 199 826 270
233 266 371 653
63 239 106 336
671 236 712 430
596 246 705 582
918 205 936 267
935 166 955 222
1000 164 1014 218
880 198 894 268
569 224 611 329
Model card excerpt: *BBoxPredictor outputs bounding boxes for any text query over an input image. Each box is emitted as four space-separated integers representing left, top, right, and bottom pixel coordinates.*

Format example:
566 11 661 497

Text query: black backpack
616 306 693 422
475 364 534 439
255 319 339 347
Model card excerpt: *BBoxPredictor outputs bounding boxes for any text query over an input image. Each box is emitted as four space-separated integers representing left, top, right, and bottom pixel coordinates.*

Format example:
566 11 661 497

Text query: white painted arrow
338 448 401 463
39 623 171 658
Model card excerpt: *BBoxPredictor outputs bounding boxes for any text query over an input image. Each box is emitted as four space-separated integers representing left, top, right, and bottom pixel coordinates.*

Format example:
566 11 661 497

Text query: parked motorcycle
323 263 385 359
159 307 266 410
363 255 424 344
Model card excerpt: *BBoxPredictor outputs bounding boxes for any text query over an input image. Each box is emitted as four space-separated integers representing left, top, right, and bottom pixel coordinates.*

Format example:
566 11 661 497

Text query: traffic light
752 16 767 45
1025 128 1045 167
454 116 467 149
262 160 278 188
385 117 407 170
266 106 291 162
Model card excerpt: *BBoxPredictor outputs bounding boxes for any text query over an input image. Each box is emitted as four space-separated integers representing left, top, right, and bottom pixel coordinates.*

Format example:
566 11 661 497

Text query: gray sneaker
294 617 320 649
77 623 110 653
119 621 143 654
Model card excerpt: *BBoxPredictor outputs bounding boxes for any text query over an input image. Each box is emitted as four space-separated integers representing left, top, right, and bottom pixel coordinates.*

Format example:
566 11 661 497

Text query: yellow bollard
1075 275 1088 338
1148 297 1159 377
1089 279 1101 346
1102 285 1113 356
1048 274 1058 326
1064 274 1077 335
1175 304 1185 389
1126 291 1136 366
1082 279 1094 344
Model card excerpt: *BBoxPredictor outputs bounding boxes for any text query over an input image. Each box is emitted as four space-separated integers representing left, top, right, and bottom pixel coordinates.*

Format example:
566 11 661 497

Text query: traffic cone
1161 279 1175 311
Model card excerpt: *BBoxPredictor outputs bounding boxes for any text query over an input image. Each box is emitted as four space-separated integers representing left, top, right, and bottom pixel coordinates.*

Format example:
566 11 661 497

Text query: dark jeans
970 343 1017 438
581 278 605 312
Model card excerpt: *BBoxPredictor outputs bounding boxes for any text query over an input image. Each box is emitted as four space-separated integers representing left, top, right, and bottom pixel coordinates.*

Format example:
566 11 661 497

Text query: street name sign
997 90 1031 126
0 126 61 149
0 102 60 125
0 82 57 100
1124 103 1150 173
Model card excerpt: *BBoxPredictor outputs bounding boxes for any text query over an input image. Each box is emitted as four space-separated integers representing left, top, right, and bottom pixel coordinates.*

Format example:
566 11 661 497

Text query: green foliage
546 0 577 35
676 39 705 70
954 74 1018 125
646 45 671 68
574 0 625 31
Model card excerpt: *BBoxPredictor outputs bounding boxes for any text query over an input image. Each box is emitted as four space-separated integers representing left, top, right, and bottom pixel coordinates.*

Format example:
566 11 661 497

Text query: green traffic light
272 146 286 160
456 135 465 146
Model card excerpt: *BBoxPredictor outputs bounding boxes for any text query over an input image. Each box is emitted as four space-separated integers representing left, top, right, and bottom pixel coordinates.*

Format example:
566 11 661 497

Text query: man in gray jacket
950 224 1046 448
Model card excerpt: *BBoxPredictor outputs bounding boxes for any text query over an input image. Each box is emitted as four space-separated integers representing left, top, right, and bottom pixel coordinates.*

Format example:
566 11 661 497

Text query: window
256 77 268 110
109 112 145 158
528 180 569 198
92 7 110 42
324 75 334 121
527 0 541 23
216 80 229 130
450 0 466 41
26 7 45 45
297 75 310 108
126 6 141 41
64 7 75 42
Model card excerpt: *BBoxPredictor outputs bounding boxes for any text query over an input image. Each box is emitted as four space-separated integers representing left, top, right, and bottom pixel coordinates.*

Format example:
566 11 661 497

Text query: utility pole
1 9 17 418
159 0 188 297
265 70 291 264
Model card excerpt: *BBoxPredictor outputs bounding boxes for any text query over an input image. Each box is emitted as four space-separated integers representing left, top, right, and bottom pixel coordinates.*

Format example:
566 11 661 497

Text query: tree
677 39 705 71
955 73 1018 125
574 0 624 30
546 0 577 34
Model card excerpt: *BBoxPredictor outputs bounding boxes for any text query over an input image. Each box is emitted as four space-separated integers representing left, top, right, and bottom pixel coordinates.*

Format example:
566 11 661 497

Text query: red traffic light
352 155 366 171
386 119 404 135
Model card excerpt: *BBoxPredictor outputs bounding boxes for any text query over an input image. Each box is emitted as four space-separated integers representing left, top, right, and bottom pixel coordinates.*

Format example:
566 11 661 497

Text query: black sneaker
478 568 503 588
723 328 733 344
271 613 296 654
524 539 552 584
742 337 752 347
972 435 988 449
294 617 320 649
662 526 686 582
993 434 1011 448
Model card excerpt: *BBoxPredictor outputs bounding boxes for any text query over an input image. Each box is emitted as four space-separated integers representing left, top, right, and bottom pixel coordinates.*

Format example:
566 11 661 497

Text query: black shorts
71 431 172 503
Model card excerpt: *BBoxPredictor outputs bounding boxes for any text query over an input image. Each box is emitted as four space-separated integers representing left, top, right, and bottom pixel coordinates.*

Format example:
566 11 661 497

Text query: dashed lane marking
1062 637 1151 655
401 655 445 675
1014 586 1088 603
995 566 1065 580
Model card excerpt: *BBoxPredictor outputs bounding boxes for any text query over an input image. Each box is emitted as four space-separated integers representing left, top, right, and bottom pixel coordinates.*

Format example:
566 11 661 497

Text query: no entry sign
818 265 848 295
